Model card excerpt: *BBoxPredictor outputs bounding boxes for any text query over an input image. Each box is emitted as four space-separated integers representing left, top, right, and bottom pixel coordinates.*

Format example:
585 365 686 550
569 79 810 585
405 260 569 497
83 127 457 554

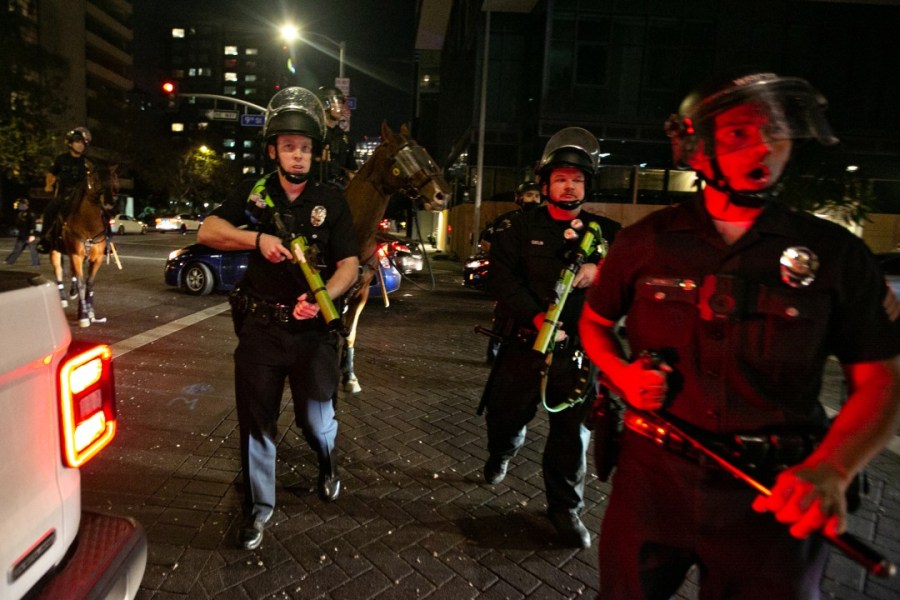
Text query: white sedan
155 213 203 233
109 214 147 235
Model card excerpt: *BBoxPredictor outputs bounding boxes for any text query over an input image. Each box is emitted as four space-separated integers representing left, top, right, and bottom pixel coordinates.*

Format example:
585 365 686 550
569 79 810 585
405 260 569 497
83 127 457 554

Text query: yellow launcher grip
289 235 349 336
532 222 601 355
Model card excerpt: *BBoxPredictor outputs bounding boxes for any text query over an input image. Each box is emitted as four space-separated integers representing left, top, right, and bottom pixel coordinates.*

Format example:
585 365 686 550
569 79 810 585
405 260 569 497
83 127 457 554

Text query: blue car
165 243 401 296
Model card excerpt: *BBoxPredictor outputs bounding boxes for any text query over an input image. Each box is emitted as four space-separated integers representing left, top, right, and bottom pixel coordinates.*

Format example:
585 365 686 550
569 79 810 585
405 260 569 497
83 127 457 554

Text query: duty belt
229 288 293 324
622 410 820 473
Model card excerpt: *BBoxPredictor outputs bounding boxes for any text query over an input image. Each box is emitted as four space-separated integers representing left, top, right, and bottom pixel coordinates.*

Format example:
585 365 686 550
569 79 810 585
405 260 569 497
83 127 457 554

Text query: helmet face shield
667 74 837 167
264 87 326 143
539 127 601 176
66 126 92 146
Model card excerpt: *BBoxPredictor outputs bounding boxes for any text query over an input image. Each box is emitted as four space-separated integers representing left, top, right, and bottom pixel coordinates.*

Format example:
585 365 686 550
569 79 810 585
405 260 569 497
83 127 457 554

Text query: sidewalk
78 260 900 599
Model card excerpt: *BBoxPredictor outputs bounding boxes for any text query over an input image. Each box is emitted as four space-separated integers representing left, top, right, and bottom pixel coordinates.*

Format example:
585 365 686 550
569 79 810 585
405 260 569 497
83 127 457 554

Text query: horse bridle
390 140 442 200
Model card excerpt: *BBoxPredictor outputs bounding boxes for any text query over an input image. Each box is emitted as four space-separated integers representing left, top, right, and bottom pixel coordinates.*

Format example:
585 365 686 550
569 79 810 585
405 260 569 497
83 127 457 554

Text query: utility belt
229 287 293 325
622 410 822 474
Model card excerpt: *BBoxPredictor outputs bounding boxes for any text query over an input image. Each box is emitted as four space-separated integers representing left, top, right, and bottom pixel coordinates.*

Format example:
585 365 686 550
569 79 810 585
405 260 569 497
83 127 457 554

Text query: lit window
243 166 257 174
244 88 256 96
224 72 238 82
172 28 185 38
171 123 184 132
243 153 255 161
224 152 236 160
197 122 208 130
246 48 258 55
188 68 197 77
224 45 238 55
245 74 257 82
199 68 212 77
223 86 237 95
223 139 236 148
243 140 254 148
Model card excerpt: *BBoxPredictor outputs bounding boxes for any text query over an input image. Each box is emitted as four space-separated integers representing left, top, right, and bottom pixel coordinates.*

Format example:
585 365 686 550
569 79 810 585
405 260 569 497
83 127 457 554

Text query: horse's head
81 163 105 204
377 122 449 212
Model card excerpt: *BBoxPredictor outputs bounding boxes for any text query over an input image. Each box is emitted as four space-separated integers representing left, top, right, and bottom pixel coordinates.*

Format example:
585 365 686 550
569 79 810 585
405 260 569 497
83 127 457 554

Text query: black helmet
263 87 326 146
316 86 346 113
538 127 600 180
664 70 838 168
65 126 92 146
515 182 540 196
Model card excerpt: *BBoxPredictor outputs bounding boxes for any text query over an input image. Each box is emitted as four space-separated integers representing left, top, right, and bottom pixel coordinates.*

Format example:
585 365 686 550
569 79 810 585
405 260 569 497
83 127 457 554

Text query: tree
0 11 69 205
171 146 242 212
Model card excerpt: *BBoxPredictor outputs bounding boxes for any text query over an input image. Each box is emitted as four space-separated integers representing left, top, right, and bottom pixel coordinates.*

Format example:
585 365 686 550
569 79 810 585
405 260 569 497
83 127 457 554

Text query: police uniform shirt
489 205 620 330
210 173 358 304
324 125 356 177
49 153 88 194
586 194 900 434
14 210 37 240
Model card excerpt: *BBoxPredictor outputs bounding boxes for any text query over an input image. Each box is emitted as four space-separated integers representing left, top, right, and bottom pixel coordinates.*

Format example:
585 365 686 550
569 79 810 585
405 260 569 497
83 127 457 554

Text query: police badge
310 206 327 227
780 246 819 288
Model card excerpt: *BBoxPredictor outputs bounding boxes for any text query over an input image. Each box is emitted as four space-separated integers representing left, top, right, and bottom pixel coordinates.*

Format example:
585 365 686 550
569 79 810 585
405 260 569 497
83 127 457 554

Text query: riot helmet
65 126 91 147
537 127 600 210
515 181 541 210
664 70 837 205
263 87 326 184
316 86 346 120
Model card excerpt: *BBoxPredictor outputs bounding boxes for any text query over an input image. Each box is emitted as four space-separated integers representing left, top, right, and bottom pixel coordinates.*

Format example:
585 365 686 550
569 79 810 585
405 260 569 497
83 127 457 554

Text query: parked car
463 252 490 290
876 252 900 297
387 240 425 274
109 213 147 235
155 213 203 233
165 242 401 297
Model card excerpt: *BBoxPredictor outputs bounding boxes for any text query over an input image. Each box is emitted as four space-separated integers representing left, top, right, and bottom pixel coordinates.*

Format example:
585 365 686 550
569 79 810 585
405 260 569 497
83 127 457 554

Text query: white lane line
824 406 899 457
111 302 230 357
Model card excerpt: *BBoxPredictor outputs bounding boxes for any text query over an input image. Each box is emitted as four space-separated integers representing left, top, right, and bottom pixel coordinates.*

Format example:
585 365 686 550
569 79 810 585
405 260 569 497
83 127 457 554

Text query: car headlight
168 248 188 260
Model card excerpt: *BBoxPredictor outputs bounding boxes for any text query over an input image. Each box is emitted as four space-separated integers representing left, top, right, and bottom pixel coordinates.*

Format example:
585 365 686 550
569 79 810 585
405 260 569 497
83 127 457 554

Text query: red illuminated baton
632 409 896 578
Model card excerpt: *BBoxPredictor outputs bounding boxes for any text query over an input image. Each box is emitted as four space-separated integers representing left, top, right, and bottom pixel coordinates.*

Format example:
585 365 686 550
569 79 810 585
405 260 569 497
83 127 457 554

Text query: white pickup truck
0 271 146 599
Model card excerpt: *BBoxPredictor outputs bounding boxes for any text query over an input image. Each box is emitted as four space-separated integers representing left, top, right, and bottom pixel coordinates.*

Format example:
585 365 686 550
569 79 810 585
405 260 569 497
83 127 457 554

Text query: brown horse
50 165 108 328
340 122 450 393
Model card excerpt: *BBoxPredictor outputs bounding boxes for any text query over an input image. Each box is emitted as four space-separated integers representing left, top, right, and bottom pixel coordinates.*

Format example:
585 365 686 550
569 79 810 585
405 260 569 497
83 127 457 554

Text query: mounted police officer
199 86 359 551
316 85 357 188
480 127 620 549
580 71 900 598
37 126 93 253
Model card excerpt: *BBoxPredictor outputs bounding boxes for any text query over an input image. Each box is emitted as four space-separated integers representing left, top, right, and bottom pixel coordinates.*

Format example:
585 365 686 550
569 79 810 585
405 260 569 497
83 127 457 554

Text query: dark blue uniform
586 194 900 598
485 205 619 516
210 173 358 522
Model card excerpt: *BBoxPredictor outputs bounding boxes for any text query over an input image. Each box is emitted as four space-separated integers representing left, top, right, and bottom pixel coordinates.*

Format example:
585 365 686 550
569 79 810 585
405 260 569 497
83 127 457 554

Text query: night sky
133 0 420 139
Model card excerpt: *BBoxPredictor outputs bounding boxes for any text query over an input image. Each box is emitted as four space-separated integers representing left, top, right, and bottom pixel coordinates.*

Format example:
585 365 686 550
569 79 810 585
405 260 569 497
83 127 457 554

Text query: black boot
318 449 340 502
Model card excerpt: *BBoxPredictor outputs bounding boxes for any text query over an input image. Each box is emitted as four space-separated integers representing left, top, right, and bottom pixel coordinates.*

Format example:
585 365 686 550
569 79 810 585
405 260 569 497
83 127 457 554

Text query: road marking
111 302 230 357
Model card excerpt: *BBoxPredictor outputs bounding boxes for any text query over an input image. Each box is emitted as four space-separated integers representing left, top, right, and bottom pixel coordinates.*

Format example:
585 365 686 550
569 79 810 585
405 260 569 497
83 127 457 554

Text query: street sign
240 113 265 127
205 109 238 121
346 97 357 110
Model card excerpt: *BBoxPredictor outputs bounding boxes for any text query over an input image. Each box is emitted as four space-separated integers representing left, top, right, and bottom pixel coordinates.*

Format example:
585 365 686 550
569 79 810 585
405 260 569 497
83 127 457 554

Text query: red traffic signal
162 81 176 95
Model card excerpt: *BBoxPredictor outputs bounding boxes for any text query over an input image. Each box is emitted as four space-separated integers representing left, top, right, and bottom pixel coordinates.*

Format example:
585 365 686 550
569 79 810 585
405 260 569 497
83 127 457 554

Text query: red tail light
59 343 116 467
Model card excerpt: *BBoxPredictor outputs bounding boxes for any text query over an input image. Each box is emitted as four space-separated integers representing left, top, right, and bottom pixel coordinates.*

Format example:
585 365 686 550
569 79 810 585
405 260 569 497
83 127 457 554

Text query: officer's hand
533 312 567 342
292 293 320 320
752 462 849 539
617 359 671 410
258 233 292 263
573 263 598 288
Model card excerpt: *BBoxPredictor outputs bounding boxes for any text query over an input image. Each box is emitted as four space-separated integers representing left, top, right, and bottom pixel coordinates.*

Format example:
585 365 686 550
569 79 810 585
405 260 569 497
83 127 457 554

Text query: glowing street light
279 22 346 79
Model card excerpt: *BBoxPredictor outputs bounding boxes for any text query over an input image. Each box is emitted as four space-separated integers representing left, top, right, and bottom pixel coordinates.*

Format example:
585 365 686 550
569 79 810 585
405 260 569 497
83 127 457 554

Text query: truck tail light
59 343 116 467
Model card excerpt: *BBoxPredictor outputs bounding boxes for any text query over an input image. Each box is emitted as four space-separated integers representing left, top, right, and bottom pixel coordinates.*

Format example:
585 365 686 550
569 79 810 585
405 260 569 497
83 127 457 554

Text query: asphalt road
2 231 898 599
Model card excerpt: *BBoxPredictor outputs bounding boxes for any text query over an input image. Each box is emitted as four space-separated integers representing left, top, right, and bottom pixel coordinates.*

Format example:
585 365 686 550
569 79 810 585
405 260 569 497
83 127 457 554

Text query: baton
108 241 122 270
632 408 897 578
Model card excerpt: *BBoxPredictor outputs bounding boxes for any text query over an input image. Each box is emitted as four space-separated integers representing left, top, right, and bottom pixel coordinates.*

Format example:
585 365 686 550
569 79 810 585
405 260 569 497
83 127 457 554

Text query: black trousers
599 431 828 600
233 314 340 519
484 339 594 514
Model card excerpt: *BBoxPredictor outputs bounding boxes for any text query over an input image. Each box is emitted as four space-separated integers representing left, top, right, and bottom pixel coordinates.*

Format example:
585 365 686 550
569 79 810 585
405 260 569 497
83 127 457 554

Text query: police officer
316 86 357 188
482 127 620 549
579 71 900 597
38 126 93 253
5 198 40 267
198 87 359 551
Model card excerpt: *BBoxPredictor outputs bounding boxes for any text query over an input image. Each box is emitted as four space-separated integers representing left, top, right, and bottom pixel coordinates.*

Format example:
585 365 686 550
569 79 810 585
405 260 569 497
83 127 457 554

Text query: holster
585 386 621 482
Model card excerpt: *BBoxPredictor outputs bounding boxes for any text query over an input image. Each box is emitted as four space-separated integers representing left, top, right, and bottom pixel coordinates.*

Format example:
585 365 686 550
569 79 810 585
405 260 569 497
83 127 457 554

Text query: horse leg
50 251 68 308
85 249 106 324
341 286 370 394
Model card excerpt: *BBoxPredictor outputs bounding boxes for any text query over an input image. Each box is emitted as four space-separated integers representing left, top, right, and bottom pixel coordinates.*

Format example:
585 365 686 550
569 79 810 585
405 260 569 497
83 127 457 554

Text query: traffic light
162 81 176 95
162 81 177 111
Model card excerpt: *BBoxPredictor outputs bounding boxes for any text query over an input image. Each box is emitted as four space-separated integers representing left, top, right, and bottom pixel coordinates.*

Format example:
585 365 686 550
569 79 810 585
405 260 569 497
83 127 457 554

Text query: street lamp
279 23 346 79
